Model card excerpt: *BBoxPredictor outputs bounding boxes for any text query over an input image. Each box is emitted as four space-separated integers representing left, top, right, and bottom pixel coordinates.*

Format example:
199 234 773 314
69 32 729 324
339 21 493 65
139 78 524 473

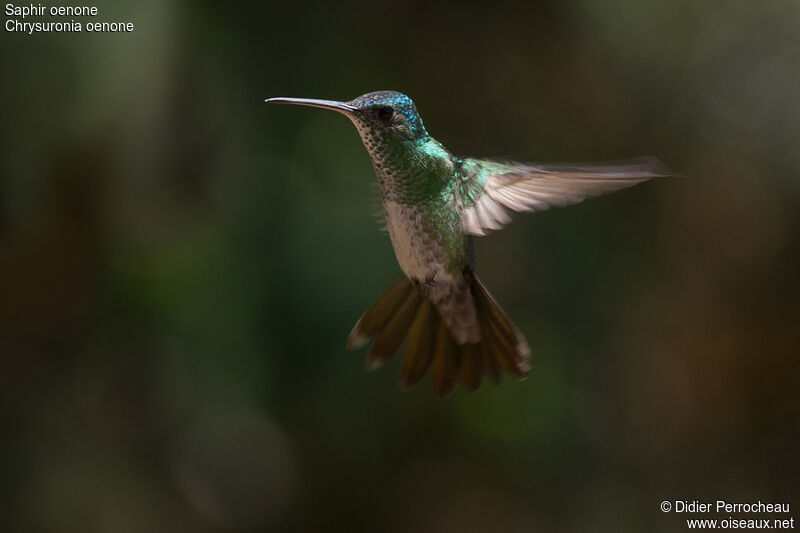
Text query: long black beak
265 97 356 115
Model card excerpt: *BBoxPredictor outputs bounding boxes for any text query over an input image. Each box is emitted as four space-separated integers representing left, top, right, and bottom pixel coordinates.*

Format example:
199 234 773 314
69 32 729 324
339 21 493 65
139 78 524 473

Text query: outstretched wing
459 156 672 236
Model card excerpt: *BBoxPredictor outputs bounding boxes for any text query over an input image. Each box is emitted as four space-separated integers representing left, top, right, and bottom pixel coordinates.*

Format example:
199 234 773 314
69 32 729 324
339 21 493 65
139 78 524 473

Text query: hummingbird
266 91 671 396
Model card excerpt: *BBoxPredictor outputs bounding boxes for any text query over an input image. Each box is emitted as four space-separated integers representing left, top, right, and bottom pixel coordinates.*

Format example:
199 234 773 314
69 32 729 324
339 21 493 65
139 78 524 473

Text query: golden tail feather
347 271 530 396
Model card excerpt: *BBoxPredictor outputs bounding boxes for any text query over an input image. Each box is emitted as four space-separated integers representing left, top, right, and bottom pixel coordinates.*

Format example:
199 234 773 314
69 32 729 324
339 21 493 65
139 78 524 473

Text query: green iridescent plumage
266 90 671 395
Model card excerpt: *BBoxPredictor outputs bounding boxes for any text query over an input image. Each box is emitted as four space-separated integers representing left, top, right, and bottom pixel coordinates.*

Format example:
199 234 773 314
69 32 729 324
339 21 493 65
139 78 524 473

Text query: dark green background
2 1 798 531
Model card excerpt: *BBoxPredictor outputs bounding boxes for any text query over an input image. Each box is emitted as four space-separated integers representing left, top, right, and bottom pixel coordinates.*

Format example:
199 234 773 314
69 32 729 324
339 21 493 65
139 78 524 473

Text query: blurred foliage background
1 0 799 531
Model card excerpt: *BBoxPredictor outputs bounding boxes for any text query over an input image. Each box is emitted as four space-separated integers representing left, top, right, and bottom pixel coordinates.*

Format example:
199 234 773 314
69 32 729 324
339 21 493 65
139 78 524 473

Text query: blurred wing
460 156 672 236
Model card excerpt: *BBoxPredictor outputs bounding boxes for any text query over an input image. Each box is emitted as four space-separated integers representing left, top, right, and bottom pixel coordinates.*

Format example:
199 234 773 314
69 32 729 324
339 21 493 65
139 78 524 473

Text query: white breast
383 201 445 281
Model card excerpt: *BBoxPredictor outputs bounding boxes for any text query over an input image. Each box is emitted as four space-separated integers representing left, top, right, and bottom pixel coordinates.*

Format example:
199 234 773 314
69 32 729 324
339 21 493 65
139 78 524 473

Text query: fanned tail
347 272 530 396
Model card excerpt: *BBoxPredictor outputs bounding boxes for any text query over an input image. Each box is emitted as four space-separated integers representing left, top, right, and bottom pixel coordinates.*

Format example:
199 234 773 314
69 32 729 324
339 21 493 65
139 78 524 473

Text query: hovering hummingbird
266 91 671 396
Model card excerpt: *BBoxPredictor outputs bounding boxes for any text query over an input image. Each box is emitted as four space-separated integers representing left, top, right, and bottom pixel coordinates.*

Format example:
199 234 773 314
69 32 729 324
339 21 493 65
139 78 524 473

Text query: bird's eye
378 106 394 120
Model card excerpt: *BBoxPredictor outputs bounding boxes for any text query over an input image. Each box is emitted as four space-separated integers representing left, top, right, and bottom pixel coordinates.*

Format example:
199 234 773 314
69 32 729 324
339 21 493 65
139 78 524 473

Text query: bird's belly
383 201 460 282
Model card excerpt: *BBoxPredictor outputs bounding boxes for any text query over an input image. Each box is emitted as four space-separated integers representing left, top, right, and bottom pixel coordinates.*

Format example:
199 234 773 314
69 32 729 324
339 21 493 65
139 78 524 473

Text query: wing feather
461 156 672 235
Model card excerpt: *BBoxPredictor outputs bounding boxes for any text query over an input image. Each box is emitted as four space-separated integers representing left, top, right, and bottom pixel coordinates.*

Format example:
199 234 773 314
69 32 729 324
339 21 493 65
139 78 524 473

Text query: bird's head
266 90 428 149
